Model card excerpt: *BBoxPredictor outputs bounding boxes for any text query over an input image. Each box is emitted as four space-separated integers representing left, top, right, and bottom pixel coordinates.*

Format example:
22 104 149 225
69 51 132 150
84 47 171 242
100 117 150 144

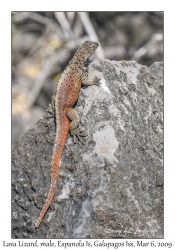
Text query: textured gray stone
12 59 163 238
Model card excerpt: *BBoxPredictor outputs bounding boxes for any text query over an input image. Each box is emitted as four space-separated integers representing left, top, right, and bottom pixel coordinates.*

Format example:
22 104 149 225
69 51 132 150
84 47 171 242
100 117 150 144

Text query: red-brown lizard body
35 41 99 228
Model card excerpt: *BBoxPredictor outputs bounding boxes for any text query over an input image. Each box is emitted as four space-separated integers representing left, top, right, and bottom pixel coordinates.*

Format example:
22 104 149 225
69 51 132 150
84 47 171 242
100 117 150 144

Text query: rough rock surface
12 59 163 238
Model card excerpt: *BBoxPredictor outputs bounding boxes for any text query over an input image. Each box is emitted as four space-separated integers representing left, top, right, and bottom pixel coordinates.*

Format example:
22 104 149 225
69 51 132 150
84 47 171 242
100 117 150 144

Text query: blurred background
12 11 163 144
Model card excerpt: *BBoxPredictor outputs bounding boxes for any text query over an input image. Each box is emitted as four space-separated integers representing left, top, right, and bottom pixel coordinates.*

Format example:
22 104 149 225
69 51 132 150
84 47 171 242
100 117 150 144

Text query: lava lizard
35 41 99 228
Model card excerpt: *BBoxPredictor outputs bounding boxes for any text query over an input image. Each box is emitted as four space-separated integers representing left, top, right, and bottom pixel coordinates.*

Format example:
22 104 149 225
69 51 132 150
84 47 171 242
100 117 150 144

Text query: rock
12 59 163 238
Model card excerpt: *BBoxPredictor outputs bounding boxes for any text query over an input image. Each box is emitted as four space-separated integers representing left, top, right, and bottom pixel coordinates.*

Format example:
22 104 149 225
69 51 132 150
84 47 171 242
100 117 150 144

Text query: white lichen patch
73 197 93 238
58 181 73 200
99 78 111 94
81 84 112 117
93 125 119 163
147 86 157 96
108 104 119 116
111 60 140 86
143 105 152 121
47 211 56 222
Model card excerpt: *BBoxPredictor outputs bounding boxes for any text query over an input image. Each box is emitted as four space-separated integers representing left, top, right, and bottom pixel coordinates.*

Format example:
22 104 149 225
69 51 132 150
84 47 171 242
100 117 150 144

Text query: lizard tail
35 116 70 228
35 172 57 228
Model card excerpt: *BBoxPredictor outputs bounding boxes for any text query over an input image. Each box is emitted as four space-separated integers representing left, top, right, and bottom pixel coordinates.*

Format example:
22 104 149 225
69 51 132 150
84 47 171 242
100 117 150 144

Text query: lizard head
83 41 99 59
70 41 99 66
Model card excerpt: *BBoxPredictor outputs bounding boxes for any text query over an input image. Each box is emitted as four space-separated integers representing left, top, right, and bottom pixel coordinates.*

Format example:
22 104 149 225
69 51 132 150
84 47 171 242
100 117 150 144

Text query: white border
0 1 174 248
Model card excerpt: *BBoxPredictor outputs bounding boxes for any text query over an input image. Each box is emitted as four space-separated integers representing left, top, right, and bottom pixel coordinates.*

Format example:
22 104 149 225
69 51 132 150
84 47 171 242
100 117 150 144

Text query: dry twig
14 12 63 37
131 33 163 61
54 12 74 39
78 12 105 59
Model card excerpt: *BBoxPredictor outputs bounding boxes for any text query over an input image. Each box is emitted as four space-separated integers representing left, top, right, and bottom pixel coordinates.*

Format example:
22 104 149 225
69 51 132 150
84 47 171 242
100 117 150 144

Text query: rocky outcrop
12 59 163 238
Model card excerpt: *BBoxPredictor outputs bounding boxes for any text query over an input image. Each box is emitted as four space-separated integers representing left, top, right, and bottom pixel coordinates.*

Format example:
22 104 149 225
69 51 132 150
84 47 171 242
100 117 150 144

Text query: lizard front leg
66 108 86 143
81 67 100 86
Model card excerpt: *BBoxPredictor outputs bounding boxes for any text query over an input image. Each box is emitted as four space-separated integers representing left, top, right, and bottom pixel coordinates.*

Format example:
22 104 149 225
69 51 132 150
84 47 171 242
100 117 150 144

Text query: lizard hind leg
66 108 86 143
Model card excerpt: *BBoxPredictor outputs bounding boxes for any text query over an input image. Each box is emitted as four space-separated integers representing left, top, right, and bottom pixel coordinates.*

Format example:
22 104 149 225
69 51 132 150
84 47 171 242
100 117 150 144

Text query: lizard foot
46 95 56 117
46 104 54 116
70 128 87 144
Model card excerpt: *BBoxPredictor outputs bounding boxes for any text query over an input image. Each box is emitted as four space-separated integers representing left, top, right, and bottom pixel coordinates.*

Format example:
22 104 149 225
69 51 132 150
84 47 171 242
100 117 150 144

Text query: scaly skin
35 41 99 228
